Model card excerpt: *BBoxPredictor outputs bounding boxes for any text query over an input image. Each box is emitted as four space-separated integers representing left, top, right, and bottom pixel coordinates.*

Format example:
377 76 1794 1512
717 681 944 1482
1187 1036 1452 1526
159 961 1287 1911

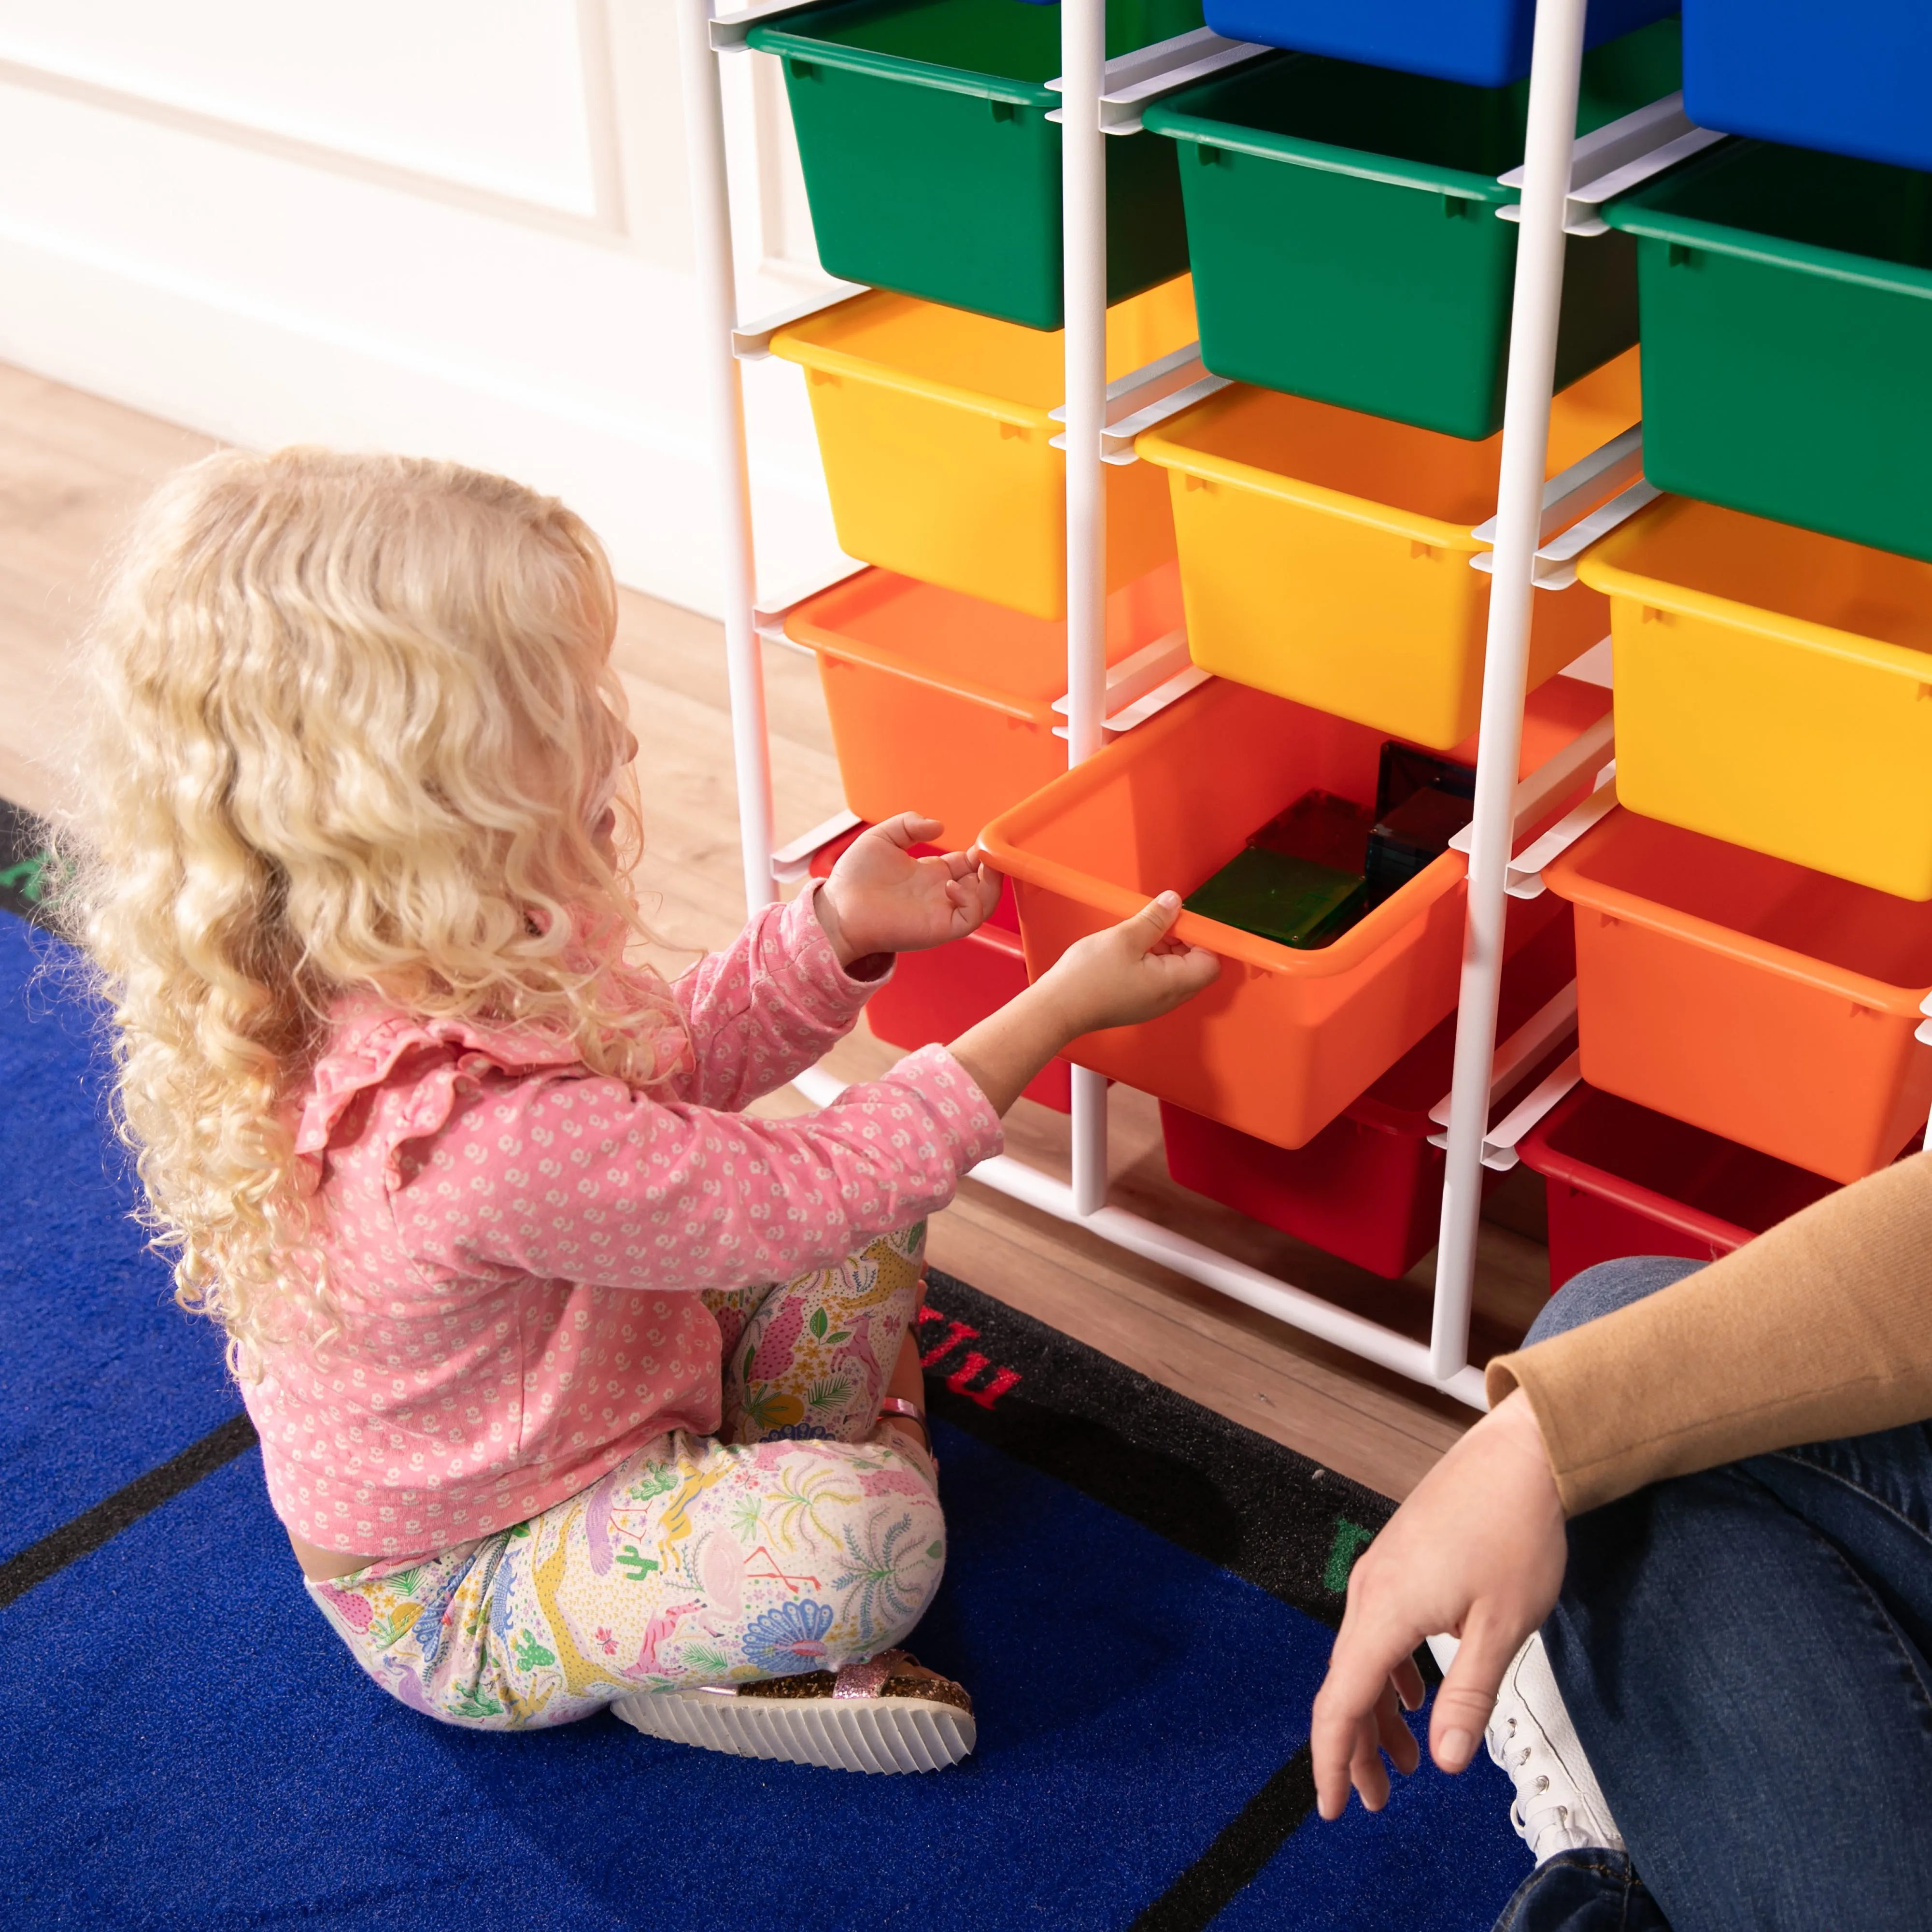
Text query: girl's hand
1037 892 1221 1036
947 893 1219 1117
815 814 1004 967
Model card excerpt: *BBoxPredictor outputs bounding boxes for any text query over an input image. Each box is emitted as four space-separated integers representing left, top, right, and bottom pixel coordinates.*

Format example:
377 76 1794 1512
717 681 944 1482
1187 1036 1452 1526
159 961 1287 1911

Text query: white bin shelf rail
677 0 1623 1411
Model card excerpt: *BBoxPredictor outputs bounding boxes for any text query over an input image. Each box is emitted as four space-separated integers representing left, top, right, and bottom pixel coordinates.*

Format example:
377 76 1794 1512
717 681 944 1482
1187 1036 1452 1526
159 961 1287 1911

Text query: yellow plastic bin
1135 349 1640 748
771 279 1196 621
1577 496 1932 900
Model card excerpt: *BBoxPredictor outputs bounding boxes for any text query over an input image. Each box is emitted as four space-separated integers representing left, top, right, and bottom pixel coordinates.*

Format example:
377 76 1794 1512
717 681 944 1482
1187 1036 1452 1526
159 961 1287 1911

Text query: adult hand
815 814 1003 966
1309 1390 1568 1818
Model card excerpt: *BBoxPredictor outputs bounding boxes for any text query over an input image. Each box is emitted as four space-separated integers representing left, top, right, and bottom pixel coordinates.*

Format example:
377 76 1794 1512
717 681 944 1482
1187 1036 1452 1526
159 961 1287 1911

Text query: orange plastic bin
1544 807 1932 1184
978 674 1606 1151
784 563 1183 848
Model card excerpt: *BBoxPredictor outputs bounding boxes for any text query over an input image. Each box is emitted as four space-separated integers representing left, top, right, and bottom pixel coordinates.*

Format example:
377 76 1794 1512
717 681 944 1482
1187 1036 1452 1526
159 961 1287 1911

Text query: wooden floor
0 362 1556 1499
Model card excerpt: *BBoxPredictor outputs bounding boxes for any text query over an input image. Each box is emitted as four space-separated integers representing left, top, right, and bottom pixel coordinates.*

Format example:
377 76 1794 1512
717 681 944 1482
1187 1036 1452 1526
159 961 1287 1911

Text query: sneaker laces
1473 1633 1626 1866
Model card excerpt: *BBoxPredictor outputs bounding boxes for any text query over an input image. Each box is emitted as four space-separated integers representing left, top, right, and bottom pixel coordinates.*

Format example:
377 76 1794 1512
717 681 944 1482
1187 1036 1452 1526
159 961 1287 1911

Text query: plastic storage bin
1144 24 1678 436
1136 349 1639 748
1543 807 1932 1185
1603 142 1932 564
1519 1083 1842 1290
771 280 1194 620
1575 495 1932 899
1682 1 1932 175
1200 0 1674 89
1160 908 1577 1276
748 0 1199 329
977 674 1602 1151
783 563 1184 845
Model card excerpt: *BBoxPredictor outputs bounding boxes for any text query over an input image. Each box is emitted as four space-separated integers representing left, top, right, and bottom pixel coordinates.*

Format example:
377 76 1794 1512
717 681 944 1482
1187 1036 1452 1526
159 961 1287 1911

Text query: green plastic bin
1604 142 1932 564
750 0 1201 331
1142 21 1682 437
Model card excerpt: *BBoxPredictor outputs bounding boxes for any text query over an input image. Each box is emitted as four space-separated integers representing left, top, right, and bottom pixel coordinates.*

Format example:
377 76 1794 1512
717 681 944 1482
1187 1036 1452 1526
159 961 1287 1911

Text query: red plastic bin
1517 1081 1843 1291
1160 910 1577 1277
809 830 1073 1111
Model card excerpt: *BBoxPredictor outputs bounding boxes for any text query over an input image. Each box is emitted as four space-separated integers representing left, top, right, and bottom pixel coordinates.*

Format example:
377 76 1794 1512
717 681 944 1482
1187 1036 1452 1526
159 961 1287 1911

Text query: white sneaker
1428 1631 1625 1865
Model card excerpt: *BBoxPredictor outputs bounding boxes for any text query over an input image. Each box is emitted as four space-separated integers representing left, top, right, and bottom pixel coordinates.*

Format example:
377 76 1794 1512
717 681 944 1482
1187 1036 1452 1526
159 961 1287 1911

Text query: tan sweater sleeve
1485 1150 1932 1516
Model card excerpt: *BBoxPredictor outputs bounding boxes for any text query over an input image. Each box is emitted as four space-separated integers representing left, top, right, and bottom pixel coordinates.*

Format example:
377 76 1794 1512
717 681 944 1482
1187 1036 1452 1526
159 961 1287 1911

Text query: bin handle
1046 26 1269 135
1495 93 1727 237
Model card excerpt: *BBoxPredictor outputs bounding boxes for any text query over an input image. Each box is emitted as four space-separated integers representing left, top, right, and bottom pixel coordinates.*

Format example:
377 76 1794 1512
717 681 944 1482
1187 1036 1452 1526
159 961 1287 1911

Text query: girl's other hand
815 814 1004 967
945 893 1218 1118
1037 892 1221 1036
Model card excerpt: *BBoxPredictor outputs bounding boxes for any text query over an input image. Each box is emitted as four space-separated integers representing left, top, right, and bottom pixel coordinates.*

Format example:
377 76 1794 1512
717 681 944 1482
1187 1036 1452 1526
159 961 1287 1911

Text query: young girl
68 448 1218 1772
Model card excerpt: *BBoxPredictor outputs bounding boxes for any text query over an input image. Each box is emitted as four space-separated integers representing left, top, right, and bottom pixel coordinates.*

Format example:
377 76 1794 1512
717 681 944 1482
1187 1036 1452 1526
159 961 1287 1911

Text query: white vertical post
677 0 779 916
1431 0 1589 1385
1063 0 1110 1215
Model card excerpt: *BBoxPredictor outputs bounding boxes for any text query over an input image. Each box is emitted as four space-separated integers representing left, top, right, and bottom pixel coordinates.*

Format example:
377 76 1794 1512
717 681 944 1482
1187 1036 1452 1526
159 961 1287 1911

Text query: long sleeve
1486 1150 1932 1516
662 883 887 1112
385 1042 1001 1297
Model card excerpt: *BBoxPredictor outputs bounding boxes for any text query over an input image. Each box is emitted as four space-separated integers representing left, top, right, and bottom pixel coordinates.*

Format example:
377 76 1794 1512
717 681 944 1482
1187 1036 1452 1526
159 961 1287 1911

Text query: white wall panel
0 14 849 620
0 0 603 213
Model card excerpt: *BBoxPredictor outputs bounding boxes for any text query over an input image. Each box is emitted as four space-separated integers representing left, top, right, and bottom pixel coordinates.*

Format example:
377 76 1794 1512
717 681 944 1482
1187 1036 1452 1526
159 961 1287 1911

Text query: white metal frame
678 0 1650 1415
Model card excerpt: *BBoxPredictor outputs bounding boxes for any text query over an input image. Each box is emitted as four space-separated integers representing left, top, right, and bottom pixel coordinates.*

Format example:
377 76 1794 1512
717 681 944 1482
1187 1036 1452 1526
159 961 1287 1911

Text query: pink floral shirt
242 886 1004 1559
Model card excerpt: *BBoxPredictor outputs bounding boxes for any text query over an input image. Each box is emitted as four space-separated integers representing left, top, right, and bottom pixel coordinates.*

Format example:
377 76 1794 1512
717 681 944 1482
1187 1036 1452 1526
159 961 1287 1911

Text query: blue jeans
1491 1256 1932 1932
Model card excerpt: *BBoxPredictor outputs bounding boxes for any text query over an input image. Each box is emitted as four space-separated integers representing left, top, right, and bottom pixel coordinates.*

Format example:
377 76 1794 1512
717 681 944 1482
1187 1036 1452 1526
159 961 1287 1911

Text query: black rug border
919 1266 1396 1630
0 799 59 932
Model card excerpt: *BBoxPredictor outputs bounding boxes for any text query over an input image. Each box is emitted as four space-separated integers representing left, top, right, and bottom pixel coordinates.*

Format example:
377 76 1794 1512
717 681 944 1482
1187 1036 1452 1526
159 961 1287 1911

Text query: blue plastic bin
1682 2 1932 174
1199 0 1676 88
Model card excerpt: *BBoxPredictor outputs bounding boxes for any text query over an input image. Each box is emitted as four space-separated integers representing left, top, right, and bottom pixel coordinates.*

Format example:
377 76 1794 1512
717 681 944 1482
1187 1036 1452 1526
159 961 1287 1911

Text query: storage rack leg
677 0 778 916
1062 0 1112 1220
1430 0 1591 1387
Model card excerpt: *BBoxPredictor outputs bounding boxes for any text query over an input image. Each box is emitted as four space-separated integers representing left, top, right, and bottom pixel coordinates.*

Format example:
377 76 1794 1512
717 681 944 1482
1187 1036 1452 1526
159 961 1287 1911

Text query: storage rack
672 0 1928 1411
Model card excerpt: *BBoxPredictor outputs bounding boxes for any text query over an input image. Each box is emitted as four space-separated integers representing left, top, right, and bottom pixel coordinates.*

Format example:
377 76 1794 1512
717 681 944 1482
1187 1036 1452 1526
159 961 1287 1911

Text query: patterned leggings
306 1223 941 1729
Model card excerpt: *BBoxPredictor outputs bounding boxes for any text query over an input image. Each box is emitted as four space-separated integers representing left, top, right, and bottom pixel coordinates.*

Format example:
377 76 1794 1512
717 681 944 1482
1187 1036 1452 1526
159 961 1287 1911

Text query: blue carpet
0 905 1529 1929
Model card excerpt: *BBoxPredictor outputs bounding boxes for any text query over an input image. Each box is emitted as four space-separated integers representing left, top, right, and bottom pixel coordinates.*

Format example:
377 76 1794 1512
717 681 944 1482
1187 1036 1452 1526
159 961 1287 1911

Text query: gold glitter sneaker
611 1649 975 1773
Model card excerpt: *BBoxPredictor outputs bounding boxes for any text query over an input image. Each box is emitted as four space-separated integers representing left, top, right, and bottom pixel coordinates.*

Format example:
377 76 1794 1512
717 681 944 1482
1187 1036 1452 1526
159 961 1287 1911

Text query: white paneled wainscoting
0 0 851 615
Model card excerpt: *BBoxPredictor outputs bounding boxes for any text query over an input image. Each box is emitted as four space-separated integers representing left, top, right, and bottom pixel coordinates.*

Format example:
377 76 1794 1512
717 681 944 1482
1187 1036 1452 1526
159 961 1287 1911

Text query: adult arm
1489 1148 1932 1513
1311 1149 1932 1818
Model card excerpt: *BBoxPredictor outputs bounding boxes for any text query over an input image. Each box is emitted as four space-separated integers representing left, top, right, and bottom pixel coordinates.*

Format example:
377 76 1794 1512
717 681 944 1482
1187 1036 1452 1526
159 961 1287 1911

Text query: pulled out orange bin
978 673 1608 1151
1544 807 1932 1184
785 563 1184 848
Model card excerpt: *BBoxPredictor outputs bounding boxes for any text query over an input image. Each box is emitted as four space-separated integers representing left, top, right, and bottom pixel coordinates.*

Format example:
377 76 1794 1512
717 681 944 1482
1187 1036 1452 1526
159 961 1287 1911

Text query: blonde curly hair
61 447 682 1369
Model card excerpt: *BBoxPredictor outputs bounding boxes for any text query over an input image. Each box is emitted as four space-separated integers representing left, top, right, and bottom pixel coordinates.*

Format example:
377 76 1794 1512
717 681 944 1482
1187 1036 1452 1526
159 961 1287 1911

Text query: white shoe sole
611 1688 975 1774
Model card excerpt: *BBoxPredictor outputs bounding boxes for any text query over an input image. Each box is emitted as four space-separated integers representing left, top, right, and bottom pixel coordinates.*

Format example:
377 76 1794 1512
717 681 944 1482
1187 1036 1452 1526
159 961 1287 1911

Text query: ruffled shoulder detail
293 994 589 1171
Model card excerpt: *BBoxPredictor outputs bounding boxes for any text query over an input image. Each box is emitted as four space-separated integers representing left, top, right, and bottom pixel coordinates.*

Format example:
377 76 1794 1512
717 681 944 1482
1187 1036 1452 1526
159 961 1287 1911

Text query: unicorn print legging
305 1223 942 1728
